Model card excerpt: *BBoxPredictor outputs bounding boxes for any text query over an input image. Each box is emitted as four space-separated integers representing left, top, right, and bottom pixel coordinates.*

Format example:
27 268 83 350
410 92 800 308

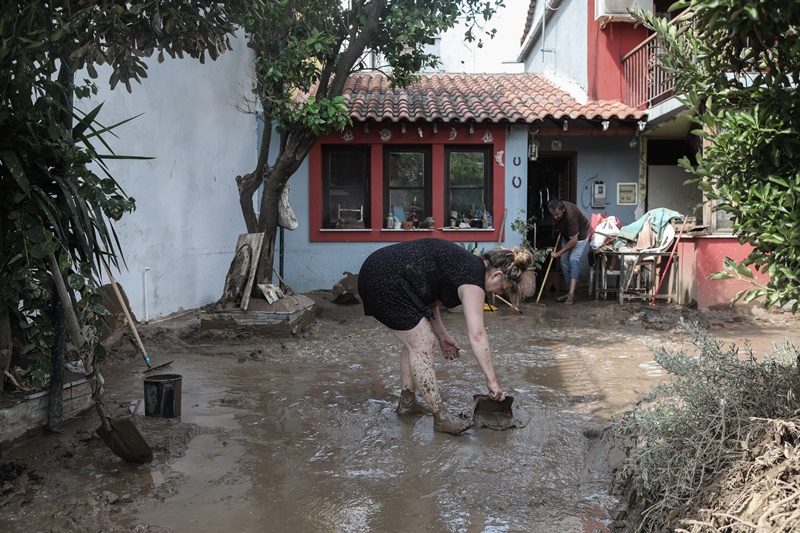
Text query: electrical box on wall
595 0 654 25
592 181 606 208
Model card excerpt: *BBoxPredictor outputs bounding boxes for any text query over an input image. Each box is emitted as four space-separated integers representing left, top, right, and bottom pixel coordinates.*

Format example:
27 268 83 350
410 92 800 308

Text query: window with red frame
445 146 492 226
383 146 431 227
322 145 370 229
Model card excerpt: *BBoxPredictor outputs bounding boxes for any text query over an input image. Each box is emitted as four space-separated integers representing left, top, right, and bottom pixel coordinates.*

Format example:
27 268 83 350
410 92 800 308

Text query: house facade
78 2 763 321
279 72 644 294
513 0 771 308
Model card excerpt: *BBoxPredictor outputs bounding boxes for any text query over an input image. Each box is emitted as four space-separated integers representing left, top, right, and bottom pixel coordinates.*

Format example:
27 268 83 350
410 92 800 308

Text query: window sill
380 228 434 232
439 227 494 231
320 228 372 232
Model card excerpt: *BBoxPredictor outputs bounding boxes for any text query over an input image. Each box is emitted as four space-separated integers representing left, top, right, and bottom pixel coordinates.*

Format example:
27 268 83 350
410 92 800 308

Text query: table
593 249 678 304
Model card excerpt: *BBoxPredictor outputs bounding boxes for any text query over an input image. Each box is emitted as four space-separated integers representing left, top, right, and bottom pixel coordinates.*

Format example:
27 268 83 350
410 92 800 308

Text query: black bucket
144 374 182 418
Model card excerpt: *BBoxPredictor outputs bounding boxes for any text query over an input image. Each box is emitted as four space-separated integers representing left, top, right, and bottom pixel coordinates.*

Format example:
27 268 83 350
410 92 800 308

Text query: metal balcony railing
621 10 691 109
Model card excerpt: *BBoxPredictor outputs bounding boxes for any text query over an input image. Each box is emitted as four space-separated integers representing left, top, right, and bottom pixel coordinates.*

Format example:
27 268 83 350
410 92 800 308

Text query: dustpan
472 394 515 430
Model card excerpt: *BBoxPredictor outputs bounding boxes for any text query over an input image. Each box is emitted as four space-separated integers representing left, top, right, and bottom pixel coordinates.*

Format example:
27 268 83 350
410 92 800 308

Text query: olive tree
645 0 800 311
234 0 503 287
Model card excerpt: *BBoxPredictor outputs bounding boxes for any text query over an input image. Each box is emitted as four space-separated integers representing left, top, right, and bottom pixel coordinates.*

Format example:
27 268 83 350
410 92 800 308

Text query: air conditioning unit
595 0 654 24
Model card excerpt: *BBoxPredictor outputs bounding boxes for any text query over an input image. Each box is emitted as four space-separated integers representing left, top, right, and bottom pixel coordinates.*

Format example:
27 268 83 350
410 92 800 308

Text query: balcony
621 10 690 110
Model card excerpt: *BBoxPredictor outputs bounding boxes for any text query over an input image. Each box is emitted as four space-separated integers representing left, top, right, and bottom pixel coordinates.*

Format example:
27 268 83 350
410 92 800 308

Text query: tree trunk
236 171 260 233
248 126 318 294
253 184 281 289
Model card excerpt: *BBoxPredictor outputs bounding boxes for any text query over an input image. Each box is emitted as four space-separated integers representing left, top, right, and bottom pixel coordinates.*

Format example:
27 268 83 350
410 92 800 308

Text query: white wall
80 33 257 321
279 126 531 293
522 0 588 96
647 165 702 219
433 2 529 73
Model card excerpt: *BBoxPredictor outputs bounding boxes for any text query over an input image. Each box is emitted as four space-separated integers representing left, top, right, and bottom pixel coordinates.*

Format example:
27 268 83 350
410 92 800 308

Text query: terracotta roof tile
341 72 645 124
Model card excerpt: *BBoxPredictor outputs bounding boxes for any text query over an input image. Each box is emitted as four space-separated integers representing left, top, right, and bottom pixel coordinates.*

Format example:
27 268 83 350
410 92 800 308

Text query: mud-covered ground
1 291 799 533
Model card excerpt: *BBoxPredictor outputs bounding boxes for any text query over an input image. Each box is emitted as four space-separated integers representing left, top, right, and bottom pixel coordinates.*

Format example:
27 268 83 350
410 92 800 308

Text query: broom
536 234 561 303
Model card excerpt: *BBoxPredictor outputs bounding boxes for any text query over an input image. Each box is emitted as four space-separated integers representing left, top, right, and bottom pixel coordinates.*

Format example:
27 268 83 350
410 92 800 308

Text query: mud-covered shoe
564 294 574 305
396 390 430 415
433 409 474 435
556 294 569 302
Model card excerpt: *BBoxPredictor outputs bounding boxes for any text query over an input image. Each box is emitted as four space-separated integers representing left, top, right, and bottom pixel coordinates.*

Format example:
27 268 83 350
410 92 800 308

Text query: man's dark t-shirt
555 201 590 241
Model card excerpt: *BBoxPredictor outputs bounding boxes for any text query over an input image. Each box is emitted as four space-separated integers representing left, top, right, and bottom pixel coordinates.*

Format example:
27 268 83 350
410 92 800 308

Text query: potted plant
510 216 553 301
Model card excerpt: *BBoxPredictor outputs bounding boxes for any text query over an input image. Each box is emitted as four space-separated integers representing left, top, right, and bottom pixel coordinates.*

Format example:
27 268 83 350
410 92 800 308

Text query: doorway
527 153 577 249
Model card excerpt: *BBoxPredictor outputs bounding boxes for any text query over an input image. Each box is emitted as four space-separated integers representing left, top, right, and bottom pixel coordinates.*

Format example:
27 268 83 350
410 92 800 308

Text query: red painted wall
696 238 770 309
586 4 650 102
308 123 506 243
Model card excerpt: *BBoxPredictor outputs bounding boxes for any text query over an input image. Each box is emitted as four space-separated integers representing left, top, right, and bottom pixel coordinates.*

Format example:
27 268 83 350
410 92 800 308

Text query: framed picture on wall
617 182 638 205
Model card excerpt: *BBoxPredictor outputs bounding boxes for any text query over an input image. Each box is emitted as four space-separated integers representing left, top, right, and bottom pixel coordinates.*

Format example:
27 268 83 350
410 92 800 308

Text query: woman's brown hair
481 246 533 285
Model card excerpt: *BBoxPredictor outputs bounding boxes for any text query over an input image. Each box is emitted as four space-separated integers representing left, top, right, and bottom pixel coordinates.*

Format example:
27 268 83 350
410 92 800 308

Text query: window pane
330 190 365 224
322 146 370 229
389 189 424 223
715 200 735 231
388 152 425 187
449 152 485 186
449 189 486 219
330 153 367 187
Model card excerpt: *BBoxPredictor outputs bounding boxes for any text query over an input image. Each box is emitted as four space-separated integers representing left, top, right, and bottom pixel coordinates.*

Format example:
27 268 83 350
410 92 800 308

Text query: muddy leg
396 347 429 415
391 320 471 435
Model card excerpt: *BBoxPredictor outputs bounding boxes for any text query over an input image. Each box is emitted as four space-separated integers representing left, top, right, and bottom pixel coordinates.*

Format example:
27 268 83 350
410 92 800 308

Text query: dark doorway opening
527 153 577 249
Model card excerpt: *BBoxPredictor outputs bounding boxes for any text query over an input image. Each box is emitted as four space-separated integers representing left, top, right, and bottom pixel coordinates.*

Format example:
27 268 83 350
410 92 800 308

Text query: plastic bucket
144 374 182 418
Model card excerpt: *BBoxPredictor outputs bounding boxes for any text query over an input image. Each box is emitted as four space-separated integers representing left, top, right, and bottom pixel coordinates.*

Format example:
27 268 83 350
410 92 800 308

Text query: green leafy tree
644 1 800 311
233 0 503 287
0 1 240 398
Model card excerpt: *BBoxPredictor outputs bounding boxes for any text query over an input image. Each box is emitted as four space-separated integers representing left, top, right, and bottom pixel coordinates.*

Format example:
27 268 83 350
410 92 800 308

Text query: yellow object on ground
484 303 498 311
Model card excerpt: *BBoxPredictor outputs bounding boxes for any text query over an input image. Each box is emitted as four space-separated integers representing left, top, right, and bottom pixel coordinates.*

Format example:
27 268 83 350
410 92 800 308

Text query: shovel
93 385 153 464
48 254 153 464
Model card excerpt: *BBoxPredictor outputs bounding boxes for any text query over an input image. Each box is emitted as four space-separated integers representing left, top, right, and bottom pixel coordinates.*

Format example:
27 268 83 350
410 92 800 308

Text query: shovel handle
101 256 151 367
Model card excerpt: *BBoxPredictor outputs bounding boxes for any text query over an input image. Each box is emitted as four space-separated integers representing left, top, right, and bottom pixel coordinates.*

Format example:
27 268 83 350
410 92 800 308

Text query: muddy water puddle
132 302 678 532
3 297 796 532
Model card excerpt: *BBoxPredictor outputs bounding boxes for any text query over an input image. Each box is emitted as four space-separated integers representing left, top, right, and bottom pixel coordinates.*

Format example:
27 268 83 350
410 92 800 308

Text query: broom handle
272 266 291 291
497 208 508 245
536 234 561 303
494 293 523 314
101 256 151 367
650 217 688 305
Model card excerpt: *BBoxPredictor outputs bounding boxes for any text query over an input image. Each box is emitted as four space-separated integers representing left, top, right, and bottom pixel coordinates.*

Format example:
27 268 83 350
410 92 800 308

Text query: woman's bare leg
396 346 429 415
391 319 472 434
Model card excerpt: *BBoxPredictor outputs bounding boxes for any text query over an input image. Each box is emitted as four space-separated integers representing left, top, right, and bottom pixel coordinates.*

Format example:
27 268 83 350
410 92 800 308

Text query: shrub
612 319 800 532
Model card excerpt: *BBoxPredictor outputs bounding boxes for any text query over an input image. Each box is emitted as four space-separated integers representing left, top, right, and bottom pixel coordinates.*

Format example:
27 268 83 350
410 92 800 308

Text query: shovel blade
96 416 153 464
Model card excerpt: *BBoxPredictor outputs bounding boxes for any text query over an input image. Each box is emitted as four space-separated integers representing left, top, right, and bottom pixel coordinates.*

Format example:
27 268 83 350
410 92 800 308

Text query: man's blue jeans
560 237 589 285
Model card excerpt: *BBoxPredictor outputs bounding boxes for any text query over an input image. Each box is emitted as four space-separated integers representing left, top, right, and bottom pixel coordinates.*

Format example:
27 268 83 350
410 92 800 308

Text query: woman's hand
487 379 505 401
439 334 461 360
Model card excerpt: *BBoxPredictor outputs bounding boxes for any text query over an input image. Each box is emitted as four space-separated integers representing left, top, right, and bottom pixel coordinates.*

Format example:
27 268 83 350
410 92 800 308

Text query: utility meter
591 181 606 208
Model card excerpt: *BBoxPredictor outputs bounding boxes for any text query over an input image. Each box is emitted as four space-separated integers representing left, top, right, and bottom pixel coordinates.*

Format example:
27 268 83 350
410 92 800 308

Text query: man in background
548 199 590 305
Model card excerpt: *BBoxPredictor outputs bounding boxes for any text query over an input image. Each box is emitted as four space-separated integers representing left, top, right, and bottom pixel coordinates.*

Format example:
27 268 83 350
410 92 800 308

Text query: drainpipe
143 266 150 323
279 227 285 292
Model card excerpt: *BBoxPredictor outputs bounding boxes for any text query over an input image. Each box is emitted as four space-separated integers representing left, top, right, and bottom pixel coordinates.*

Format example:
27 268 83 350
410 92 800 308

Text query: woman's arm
428 302 461 360
458 284 505 401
